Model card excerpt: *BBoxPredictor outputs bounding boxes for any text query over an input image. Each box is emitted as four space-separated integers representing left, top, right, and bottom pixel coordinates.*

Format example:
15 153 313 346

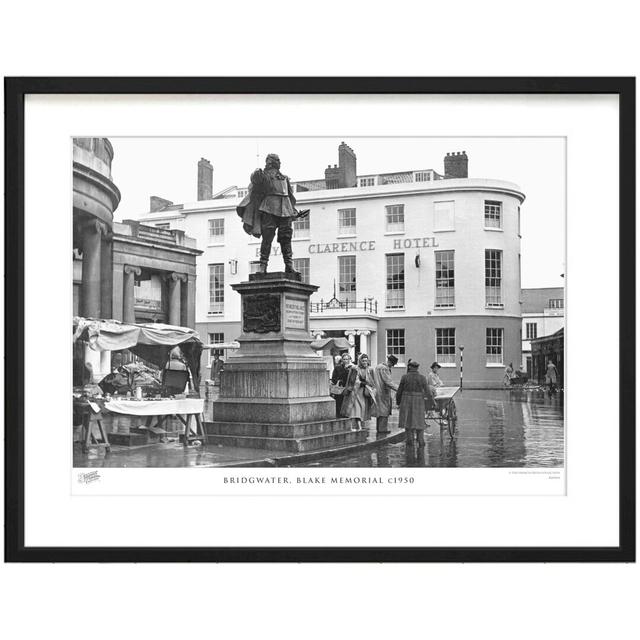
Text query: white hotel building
138 145 526 388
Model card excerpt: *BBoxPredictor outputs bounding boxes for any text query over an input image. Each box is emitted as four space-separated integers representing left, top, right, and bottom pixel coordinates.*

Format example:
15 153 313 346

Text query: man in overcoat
371 354 399 433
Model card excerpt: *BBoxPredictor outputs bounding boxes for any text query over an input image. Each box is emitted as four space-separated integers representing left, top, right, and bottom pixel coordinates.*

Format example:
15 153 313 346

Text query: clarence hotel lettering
309 240 375 254
254 237 438 258
393 237 438 249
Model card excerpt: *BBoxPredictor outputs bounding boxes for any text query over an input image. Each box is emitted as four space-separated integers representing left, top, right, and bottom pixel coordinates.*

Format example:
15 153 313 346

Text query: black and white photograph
6 77 632 562
72 136 565 471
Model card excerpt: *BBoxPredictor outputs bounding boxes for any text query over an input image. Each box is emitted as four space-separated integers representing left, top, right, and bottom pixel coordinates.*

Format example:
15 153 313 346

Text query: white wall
140 179 524 327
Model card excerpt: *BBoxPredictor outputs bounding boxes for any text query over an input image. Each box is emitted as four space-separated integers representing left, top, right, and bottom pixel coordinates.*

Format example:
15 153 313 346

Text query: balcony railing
310 298 378 314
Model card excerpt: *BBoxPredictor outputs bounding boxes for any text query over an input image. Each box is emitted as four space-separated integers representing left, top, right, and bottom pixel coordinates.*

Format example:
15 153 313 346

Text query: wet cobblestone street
298 388 564 468
75 388 564 468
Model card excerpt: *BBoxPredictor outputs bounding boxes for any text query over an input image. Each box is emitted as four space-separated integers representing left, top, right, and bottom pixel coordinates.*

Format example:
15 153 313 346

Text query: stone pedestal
207 273 364 452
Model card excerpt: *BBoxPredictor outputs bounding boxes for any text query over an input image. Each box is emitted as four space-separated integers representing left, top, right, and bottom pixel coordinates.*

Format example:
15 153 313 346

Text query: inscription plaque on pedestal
284 297 307 330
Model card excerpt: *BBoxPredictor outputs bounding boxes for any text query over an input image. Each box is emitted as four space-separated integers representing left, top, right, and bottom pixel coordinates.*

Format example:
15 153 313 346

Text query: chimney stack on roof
443 151 468 179
324 141 357 189
197 157 213 200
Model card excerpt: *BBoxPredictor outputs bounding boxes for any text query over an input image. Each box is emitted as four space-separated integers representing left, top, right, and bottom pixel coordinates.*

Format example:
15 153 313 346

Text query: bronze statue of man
236 153 308 275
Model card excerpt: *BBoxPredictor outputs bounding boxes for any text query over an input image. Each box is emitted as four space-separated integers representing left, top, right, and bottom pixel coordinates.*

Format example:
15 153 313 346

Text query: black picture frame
4 77 635 563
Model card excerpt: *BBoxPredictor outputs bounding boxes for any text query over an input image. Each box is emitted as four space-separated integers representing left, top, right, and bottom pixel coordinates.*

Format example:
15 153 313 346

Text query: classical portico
111 223 201 327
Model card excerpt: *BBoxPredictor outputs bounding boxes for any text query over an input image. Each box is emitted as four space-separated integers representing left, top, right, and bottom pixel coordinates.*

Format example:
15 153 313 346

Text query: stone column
80 220 108 318
100 233 113 319
357 330 371 359
181 274 196 328
166 273 187 326
123 265 142 323
345 330 357 360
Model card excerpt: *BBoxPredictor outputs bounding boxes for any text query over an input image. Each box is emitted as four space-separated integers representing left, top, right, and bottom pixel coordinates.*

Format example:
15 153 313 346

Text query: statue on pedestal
236 153 309 276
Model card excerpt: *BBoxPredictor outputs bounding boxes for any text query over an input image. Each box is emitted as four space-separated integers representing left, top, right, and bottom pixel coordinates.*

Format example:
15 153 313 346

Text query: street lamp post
459 345 465 390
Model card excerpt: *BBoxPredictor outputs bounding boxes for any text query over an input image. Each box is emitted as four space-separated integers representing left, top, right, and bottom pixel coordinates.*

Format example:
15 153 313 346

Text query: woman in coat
341 353 376 431
330 352 353 418
396 359 429 447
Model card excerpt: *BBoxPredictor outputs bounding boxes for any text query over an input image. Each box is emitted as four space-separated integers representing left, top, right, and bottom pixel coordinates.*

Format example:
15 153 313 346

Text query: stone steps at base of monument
206 418 354 439
205 429 368 453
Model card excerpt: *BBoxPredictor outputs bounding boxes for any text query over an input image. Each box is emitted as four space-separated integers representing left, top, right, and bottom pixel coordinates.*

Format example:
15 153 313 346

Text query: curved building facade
73 137 121 319
141 150 525 388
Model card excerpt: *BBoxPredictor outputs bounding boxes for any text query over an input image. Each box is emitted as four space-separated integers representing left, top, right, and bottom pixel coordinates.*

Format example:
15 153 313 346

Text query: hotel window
436 328 456 365
292 212 310 239
517 206 521 236
208 332 224 362
249 261 261 274
486 328 504 365
548 298 564 309
435 250 455 308
359 177 375 187
434 201 455 231
484 200 502 229
155 223 170 230
338 255 356 303
485 249 503 307
338 208 356 235
415 171 431 182
293 258 310 284
386 329 405 359
385 204 405 233
208 218 225 243
526 322 537 340
237 188 248 198
208 263 224 314
385 253 405 309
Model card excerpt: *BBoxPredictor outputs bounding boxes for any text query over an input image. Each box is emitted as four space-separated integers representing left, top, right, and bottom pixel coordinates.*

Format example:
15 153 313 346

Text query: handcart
425 386 460 438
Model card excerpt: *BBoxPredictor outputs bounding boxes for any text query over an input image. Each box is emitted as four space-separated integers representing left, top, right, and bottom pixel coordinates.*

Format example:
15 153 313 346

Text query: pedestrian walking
371 354 399 433
210 353 224 386
503 362 514 387
426 361 443 411
341 353 376 431
545 360 559 393
330 352 353 418
396 360 429 447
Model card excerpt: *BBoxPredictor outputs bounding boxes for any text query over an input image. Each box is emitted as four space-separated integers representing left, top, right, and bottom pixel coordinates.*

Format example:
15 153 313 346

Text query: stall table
74 398 111 454
104 398 206 446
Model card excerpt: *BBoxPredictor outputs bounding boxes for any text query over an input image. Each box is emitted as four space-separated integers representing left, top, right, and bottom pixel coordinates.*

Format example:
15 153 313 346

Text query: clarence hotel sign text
255 237 439 258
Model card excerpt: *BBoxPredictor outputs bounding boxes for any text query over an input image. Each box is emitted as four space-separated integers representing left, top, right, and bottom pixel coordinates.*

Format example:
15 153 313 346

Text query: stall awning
309 337 352 351
73 317 201 352
73 317 204 384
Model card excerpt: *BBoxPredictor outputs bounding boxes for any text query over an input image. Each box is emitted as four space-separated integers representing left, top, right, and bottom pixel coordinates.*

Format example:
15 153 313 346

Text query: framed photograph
4 77 635 562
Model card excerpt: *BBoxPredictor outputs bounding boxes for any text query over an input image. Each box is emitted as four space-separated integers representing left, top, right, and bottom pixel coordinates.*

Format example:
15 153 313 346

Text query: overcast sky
110 137 565 289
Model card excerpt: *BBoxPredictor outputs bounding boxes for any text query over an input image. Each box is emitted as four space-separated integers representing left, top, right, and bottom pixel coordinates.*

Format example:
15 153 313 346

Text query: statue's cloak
236 184 263 238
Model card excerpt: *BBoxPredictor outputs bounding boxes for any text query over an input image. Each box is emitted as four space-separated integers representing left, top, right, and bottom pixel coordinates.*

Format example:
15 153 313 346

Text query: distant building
138 144 526 388
530 328 564 387
521 287 564 376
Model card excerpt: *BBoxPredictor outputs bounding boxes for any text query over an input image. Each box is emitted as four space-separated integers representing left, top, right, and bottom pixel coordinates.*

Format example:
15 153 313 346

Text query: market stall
73 317 205 449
